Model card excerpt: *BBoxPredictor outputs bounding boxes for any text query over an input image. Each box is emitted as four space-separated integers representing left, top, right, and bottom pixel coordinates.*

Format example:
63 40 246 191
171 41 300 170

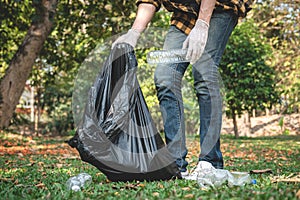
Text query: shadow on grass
188 133 300 142
222 134 300 141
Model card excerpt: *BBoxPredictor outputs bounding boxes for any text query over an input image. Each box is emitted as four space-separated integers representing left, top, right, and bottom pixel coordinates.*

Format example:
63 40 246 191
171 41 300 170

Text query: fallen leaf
250 169 273 174
152 192 159 197
138 183 145 187
14 179 19 185
280 156 288 161
17 153 24 157
273 178 300 183
56 163 63 168
0 177 14 182
296 189 300 199
45 192 51 199
184 194 194 198
114 191 120 196
182 187 191 191
15 184 24 187
271 174 300 183
36 182 46 188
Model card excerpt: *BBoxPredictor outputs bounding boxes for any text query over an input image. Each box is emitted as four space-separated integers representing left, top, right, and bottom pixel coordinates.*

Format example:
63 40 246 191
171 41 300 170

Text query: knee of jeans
194 75 222 97
194 82 222 104
154 65 174 90
155 81 173 101
194 81 210 96
155 75 176 102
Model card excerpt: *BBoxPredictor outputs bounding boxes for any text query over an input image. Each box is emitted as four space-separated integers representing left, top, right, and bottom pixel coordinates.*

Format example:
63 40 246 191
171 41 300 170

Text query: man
112 0 252 177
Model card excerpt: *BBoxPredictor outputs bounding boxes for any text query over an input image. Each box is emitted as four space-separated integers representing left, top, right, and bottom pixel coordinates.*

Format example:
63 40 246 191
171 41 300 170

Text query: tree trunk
0 0 57 128
35 87 42 136
30 86 35 123
232 109 239 138
252 109 256 118
266 108 270 116
243 111 252 136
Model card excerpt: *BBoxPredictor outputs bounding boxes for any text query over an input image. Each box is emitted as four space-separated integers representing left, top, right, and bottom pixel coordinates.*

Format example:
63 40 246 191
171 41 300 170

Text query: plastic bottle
192 161 256 188
147 49 189 64
196 169 256 188
227 171 252 187
66 173 92 191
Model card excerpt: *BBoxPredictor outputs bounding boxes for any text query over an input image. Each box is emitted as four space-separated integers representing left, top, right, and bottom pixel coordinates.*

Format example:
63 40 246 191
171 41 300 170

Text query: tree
220 19 279 138
0 0 137 132
251 0 300 113
0 0 58 128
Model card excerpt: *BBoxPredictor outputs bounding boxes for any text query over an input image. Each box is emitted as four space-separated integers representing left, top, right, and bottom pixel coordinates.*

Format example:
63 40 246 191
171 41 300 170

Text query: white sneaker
181 170 189 179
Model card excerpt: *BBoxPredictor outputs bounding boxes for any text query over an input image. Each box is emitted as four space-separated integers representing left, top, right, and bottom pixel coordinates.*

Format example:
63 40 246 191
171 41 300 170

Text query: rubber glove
182 19 209 64
112 29 141 49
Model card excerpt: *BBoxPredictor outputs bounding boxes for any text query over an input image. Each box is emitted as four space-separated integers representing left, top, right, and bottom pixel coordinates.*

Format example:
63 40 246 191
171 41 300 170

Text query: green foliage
251 0 300 113
1 0 138 134
0 0 33 77
220 19 279 118
2 0 298 135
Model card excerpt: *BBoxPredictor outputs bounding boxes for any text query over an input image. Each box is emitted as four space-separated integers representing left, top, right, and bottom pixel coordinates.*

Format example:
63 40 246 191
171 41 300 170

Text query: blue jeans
154 11 238 171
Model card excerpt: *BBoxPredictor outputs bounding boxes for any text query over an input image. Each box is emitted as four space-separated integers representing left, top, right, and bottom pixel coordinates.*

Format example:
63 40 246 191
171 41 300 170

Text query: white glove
182 19 209 64
112 29 141 49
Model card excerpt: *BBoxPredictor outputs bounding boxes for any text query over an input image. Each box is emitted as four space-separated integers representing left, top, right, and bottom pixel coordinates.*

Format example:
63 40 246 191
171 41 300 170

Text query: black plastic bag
68 43 181 182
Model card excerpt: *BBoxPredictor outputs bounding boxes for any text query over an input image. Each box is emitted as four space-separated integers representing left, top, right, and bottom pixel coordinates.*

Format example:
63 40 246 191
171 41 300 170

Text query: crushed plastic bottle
147 49 189 64
66 173 92 191
66 176 81 191
185 161 256 188
227 171 252 187
196 169 229 188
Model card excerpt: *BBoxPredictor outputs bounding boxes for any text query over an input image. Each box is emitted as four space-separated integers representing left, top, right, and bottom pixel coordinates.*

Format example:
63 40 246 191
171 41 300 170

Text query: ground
222 113 299 137
0 114 299 199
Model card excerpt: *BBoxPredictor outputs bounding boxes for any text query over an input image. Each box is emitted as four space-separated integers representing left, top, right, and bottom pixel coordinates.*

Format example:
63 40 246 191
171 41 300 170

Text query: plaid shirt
136 0 253 34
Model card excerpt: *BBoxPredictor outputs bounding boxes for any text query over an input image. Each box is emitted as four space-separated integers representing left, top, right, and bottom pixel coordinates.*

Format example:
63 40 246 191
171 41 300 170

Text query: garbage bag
68 43 181 182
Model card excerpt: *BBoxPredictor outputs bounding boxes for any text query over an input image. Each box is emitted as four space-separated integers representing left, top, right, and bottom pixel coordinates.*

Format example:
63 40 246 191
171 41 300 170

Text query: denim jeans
154 11 238 171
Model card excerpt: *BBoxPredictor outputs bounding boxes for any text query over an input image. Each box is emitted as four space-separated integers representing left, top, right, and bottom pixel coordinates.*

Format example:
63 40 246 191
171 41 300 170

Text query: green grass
0 133 299 200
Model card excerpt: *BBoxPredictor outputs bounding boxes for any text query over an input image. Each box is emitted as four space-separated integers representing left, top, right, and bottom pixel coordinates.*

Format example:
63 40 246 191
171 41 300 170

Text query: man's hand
112 3 156 49
112 29 141 49
182 19 209 64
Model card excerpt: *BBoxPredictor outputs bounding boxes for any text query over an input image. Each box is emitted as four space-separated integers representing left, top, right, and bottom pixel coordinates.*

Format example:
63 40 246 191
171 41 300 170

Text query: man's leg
193 11 238 169
154 26 189 172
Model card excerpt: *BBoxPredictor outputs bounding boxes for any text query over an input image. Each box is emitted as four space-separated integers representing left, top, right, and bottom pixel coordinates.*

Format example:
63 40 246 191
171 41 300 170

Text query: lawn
0 131 299 200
